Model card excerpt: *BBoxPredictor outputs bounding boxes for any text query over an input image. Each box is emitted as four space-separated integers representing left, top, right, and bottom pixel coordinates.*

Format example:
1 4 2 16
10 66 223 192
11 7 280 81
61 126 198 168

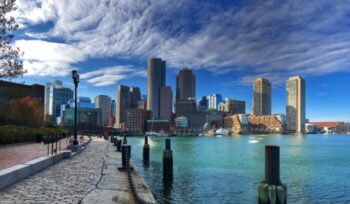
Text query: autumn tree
6 96 44 127
0 0 25 78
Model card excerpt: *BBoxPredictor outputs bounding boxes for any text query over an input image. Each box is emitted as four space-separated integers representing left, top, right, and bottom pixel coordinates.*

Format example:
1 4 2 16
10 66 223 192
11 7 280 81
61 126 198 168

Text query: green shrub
0 125 69 145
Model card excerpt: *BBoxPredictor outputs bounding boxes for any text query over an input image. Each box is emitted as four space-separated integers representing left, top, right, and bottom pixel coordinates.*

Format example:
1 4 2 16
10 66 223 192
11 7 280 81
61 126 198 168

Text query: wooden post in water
143 136 150 161
123 136 127 145
163 138 173 181
258 145 287 204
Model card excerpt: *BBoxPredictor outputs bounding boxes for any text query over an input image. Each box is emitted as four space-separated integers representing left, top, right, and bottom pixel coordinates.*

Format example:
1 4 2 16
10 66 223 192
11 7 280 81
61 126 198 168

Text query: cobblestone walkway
0 138 119 204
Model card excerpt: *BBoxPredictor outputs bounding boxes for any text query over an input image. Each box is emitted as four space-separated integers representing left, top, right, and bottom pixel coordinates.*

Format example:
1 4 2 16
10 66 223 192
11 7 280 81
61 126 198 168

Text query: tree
6 96 44 127
0 0 25 78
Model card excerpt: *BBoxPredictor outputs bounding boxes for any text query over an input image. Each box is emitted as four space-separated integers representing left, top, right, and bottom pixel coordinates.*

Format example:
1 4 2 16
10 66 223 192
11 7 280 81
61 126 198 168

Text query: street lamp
72 70 79 145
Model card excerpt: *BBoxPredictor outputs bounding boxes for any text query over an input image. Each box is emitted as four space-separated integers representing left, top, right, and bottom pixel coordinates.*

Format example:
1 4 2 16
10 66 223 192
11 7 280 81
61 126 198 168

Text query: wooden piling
257 145 287 204
163 138 173 181
143 136 150 161
123 136 127 145
121 145 131 169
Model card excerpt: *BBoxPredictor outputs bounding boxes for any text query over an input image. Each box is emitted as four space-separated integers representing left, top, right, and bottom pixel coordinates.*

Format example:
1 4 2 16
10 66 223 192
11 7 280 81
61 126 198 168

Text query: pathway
0 137 134 204
0 138 70 171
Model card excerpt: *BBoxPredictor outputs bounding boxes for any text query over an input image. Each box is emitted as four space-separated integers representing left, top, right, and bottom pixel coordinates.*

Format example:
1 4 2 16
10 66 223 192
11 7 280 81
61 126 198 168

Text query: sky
6 0 350 122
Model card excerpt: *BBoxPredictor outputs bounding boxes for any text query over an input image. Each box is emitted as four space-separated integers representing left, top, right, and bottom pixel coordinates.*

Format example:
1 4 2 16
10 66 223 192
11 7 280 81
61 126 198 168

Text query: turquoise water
127 134 350 203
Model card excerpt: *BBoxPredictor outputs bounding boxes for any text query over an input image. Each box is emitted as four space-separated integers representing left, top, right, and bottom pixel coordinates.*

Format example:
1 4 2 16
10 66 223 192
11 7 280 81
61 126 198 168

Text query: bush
0 125 69 145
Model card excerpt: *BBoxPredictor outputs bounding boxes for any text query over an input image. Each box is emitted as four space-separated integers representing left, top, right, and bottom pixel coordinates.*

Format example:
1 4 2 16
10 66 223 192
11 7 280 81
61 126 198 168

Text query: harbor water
128 134 350 203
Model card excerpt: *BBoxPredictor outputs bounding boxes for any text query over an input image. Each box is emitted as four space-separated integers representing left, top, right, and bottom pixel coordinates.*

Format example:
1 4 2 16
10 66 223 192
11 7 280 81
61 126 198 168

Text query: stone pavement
0 137 137 204
0 138 70 171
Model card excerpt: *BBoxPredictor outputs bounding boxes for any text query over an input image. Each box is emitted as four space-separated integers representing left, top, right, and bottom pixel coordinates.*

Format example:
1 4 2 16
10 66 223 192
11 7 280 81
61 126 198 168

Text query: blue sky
7 0 350 122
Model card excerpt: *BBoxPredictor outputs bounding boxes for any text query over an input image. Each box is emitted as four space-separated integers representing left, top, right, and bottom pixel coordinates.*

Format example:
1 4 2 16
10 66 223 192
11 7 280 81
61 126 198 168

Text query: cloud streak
13 0 350 85
80 65 146 87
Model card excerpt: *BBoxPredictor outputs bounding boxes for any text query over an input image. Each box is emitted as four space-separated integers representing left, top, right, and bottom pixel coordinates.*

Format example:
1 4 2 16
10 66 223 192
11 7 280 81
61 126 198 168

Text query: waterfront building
0 80 44 105
207 94 223 110
175 99 197 114
57 97 96 124
175 116 188 128
247 114 286 134
218 98 246 115
305 123 317 134
176 68 196 101
63 107 102 128
251 78 271 115
124 109 150 134
206 109 226 128
174 99 207 133
197 96 208 112
335 122 350 134
146 119 170 132
115 85 141 129
223 114 249 134
159 86 172 120
44 81 73 123
309 121 343 133
147 58 166 118
94 95 112 127
286 76 305 133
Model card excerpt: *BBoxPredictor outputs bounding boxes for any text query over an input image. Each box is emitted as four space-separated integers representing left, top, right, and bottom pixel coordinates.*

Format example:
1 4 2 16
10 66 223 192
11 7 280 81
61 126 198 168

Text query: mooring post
121 145 131 169
143 136 150 161
163 138 173 181
116 139 122 152
123 136 127 145
258 145 287 204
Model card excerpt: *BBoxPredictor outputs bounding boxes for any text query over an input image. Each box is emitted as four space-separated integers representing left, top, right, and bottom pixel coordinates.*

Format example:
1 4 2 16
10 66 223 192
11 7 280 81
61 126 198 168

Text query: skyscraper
176 68 196 101
94 95 112 127
251 77 271 115
207 94 223 110
44 80 73 123
159 86 172 120
115 85 141 128
286 76 306 133
147 58 166 118
197 96 208 111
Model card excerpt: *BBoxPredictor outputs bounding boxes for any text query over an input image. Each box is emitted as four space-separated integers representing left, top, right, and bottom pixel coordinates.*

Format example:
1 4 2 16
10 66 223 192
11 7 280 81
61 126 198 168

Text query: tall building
111 100 116 117
147 58 166 118
159 86 172 121
176 68 196 101
129 87 141 108
198 96 208 111
115 85 141 129
44 80 73 123
251 78 271 115
286 76 306 133
207 94 223 110
94 95 112 127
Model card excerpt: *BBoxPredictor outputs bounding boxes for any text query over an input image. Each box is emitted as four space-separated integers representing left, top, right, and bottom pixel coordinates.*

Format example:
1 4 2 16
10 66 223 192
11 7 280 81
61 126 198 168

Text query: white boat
146 130 169 137
215 128 229 136
145 131 159 137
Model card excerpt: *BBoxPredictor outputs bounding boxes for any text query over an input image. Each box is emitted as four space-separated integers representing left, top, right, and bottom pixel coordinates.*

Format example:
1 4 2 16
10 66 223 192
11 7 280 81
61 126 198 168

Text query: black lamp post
72 70 79 145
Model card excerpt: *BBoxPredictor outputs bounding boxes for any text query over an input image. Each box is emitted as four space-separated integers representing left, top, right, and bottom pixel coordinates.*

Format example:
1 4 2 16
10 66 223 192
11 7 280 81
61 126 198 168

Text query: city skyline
6 0 350 122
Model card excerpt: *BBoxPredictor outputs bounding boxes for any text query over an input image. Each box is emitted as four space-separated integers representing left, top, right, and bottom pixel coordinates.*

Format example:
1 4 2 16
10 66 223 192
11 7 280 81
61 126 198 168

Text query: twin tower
252 76 306 133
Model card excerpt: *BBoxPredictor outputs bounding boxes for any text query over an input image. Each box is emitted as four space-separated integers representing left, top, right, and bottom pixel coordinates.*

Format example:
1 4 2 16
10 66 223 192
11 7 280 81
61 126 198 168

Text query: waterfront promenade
0 137 154 204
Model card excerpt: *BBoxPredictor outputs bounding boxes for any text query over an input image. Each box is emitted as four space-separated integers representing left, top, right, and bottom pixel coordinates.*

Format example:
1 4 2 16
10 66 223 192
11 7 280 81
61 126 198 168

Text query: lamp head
72 70 78 79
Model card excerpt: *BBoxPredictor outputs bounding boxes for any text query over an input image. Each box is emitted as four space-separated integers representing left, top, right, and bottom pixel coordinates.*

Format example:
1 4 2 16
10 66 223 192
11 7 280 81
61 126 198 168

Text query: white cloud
13 0 350 83
80 65 146 87
14 40 84 76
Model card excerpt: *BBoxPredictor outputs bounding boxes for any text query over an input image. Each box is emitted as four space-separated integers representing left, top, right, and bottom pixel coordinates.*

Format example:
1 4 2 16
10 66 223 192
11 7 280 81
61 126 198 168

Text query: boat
214 128 229 136
145 130 169 137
